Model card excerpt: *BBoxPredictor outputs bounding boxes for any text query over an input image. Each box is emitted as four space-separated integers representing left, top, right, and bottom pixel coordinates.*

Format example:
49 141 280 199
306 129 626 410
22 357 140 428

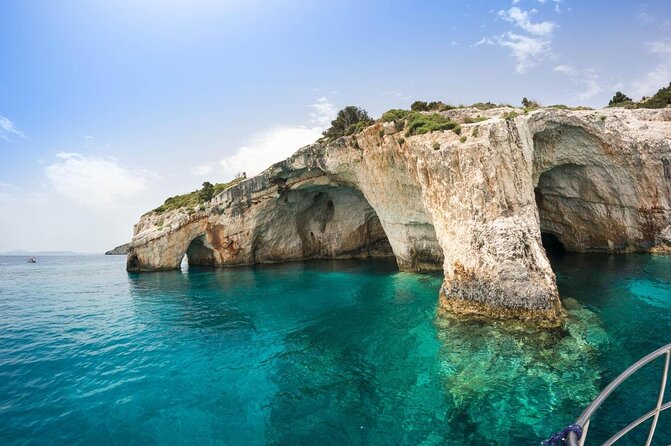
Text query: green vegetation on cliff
151 178 244 214
608 82 671 109
380 109 459 136
321 106 373 141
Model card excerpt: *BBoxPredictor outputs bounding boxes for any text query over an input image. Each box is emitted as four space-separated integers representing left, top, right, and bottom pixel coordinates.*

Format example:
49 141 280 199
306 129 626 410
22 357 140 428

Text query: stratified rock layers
127 108 671 324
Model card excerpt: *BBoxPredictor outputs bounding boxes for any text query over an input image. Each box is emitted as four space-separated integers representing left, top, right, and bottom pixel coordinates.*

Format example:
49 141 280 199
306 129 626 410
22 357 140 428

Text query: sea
0 253 670 445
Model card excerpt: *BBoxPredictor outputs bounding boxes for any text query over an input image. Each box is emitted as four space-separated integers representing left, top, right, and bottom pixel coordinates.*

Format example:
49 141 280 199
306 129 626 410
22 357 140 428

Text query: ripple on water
0 255 670 445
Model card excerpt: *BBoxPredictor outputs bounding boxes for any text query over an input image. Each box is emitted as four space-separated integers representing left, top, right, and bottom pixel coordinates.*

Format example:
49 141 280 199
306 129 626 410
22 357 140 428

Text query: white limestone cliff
127 107 671 325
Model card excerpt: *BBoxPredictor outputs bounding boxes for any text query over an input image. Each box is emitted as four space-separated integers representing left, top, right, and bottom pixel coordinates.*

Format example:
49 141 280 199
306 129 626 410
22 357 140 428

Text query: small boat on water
27 257 36 263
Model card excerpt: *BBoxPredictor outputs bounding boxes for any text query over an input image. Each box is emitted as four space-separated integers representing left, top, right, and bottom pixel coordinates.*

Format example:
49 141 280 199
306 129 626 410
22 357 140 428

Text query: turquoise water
0 254 669 445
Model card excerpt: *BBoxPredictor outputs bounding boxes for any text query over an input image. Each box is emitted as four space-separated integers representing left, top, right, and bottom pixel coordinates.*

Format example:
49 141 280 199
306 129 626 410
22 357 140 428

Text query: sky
1 0 670 252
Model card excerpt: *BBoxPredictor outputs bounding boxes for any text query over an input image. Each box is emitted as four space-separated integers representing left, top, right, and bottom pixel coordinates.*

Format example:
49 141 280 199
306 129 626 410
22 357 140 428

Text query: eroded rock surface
127 107 671 324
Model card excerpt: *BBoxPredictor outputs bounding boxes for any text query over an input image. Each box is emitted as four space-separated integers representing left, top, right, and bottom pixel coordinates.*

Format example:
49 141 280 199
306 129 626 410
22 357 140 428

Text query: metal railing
567 343 671 446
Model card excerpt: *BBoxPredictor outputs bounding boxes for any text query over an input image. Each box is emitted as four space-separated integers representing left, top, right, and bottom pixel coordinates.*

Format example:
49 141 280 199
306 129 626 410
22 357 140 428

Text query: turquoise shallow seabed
0 254 670 445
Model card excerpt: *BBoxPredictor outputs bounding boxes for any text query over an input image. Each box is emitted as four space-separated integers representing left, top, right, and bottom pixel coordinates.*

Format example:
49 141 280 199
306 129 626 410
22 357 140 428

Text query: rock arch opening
184 234 215 267
532 124 643 254
250 184 396 264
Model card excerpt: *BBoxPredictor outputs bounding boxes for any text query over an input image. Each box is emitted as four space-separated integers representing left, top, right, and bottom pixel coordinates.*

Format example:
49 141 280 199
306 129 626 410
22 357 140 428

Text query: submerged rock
126 107 671 325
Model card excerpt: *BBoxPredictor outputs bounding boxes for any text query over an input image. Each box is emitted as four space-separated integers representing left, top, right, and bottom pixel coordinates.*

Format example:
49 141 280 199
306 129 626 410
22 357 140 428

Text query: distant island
0 250 95 256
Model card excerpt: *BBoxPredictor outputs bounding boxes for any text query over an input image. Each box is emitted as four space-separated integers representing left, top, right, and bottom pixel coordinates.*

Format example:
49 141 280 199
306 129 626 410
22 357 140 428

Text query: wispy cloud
477 6 557 73
190 164 215 176
219 97 336 178
46 152 151 208
553 65 603 101
220 126 323 178
471 37 494 47
630 40 671 99
0 116 26 141
498 7 556 36
309 96 337 127
496 32 552 73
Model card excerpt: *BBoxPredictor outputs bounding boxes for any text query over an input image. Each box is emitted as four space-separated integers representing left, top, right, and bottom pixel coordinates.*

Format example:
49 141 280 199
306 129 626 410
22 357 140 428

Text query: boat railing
567 342 671 446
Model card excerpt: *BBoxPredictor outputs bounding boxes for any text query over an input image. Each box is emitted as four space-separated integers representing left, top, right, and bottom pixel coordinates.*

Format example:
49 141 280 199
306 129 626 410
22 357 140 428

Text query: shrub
608 91 633 106
152 177 245 214
397 137 405 146
381 109 411 123
452 125 461 135
470 102 499 110
600 115 606 121
322 106 373 141
411 101 429 112
405 112 458 136
410 100 452 112
521 97 541 109
639 82 671 108
432 141 440 150
463 115 488 124
460 136 467 144
503 111 519 121
378 129 385 138
471 127 479 137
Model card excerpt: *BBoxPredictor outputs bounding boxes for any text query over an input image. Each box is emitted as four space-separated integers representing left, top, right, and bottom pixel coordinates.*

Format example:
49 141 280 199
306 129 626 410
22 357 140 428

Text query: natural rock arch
184 234 216 266
127 108 671 324
531 118 669 254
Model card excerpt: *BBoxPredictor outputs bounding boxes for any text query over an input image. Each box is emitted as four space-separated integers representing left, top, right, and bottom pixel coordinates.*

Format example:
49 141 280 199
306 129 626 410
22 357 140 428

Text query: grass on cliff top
151 178 244 215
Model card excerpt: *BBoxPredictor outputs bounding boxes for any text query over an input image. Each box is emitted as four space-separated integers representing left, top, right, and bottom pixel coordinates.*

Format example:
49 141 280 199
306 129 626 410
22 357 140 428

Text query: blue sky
1 0 670 252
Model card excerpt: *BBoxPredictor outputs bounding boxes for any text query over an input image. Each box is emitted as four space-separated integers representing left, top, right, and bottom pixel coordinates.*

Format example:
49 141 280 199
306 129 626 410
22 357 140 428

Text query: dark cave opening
541 232 566 257
185 235 215 266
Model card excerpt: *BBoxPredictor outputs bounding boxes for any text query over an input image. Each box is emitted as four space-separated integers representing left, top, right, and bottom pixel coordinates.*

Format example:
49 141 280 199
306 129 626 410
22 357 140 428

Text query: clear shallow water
0 254 669 445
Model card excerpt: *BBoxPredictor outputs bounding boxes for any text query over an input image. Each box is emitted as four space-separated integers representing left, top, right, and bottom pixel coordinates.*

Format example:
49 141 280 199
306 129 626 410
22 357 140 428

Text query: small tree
198 181 214 202
521 97 540 109
410 101 429 112
322 106 373 140
609 91 632 106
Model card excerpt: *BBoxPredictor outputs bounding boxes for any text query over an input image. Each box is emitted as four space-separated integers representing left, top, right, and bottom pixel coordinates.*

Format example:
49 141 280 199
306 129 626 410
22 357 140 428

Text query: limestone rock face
127 108 671 325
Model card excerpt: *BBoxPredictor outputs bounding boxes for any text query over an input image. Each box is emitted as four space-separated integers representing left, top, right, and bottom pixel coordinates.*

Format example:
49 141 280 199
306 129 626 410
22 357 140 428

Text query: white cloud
496 32 552 73
219 98 336 178
309 97 336 127
0 116 25 141
630 40 671 99
190 164 215 176
553 64 577 75
220 125 323 178
472 37 494 47
498 7 556 36
553 65 603 101
45 152 150 208
479 7 556 73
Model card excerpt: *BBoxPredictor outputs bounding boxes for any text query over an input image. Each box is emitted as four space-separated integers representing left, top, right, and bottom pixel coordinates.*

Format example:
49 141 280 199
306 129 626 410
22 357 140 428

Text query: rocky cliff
126 107 671 325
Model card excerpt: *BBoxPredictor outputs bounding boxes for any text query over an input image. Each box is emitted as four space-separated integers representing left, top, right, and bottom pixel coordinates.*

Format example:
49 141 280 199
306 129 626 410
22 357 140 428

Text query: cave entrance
292 186 394 261
184 234 215 267
533 125 635 255
540 232 566 257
